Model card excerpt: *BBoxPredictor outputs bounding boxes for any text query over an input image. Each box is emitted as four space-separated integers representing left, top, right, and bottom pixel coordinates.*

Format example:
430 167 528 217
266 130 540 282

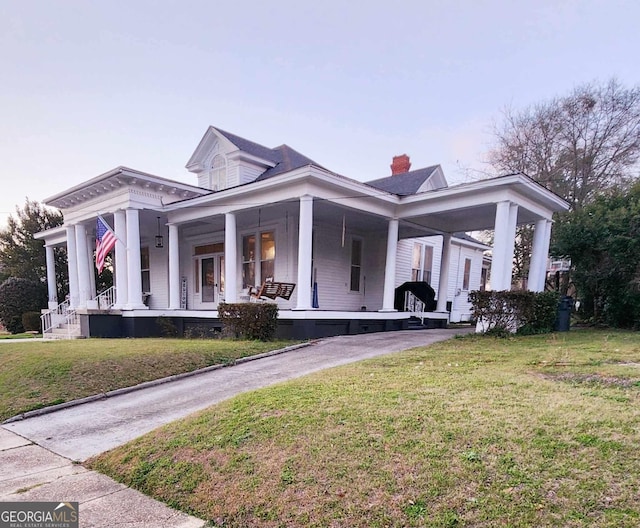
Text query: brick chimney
390 154 411 175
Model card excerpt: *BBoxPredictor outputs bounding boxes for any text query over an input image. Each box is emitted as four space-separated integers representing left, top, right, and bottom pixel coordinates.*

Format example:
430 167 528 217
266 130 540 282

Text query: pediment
44 167 209 211
186 126 277 174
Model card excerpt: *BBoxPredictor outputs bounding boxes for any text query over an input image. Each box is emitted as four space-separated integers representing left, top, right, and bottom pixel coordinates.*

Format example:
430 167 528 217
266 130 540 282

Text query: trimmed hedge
0 278 48 334
218 302 279 341
469 290 560 336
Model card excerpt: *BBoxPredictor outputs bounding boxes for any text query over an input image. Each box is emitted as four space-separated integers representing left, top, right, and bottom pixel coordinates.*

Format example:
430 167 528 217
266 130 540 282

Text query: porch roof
43 166 209 210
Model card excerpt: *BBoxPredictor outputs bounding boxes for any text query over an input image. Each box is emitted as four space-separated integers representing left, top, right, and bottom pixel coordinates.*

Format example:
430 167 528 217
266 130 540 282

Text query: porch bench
249 281 296 301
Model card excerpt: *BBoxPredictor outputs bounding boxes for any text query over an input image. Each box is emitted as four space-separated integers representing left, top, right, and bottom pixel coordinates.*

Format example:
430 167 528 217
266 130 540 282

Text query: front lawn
0 338 296 421
89 330 640 527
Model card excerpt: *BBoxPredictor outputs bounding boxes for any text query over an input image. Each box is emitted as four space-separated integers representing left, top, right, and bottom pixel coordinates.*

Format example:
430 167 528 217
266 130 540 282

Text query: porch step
43 324 83 340
407 317 428 330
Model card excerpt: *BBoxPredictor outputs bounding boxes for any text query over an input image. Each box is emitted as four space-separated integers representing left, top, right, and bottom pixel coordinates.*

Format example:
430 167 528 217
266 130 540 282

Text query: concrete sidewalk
1 327 471 527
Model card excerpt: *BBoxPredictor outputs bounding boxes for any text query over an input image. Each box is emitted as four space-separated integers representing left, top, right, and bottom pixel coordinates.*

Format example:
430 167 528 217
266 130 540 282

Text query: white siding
147 244 169 309
448 244 484 322
395 235 485 320
305 221 386 311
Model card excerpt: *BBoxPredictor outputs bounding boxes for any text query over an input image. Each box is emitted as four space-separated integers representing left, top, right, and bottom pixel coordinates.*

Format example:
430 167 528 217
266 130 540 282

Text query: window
463 258 472 291
242 235 256 289
411 243 422 281
242 230 275 288
210 154 227 191
261 231 275 283
350 238 362 292
411 243 434 283
141 247 150 293
423 245 433 284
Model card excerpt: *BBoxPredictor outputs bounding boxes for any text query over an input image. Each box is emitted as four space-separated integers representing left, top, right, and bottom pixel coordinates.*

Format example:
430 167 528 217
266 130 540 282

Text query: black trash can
554 296 573 332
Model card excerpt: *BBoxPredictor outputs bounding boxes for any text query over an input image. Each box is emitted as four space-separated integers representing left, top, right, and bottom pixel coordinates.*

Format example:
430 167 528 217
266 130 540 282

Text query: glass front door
195 254 224 307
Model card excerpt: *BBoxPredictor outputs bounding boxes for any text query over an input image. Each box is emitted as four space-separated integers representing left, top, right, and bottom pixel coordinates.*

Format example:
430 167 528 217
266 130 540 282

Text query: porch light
155 217 164 248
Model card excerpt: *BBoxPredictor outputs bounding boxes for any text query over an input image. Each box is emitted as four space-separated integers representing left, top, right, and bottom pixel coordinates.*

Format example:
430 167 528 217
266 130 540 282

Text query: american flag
96 216 117 274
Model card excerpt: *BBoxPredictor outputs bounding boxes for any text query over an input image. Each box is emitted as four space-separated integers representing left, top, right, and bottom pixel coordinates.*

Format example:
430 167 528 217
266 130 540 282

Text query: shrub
218 302 279 341
21 311 42 332
469 290 560 336
0 278 48 333
155 316 179 337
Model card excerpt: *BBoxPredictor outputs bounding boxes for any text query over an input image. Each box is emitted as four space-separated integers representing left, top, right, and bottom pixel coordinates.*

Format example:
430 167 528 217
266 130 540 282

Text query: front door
195 254 224 308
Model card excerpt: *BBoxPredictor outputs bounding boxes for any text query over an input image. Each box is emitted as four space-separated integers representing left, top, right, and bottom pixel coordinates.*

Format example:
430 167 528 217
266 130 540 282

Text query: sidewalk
1 328 472 527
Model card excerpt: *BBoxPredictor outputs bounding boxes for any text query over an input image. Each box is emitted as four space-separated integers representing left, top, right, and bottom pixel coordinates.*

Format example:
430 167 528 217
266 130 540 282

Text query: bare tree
491 79 640 209
489 79 640 285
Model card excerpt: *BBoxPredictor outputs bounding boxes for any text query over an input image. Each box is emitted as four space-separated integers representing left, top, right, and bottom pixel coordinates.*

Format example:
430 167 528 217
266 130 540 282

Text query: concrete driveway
1 327 471 527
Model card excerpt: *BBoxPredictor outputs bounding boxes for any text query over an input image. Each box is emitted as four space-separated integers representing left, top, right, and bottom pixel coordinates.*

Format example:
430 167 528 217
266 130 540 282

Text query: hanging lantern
155 217 164 248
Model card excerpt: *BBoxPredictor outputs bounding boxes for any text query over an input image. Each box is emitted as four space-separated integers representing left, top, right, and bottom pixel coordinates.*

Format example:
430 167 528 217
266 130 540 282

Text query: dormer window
210 154 227 191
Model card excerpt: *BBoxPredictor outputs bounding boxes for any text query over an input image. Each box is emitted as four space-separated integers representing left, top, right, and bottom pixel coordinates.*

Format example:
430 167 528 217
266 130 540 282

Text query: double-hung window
350 238 363 292
242 230 275 288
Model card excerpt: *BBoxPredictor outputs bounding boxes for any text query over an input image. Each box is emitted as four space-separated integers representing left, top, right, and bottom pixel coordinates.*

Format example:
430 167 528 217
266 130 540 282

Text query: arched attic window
210 154 227 191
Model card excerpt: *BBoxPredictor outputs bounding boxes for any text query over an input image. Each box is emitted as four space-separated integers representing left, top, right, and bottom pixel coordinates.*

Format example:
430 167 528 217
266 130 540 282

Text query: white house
36 126 569 339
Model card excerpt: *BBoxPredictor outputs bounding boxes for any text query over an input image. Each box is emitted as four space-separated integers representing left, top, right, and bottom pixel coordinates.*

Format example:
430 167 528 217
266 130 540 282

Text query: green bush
0 278 47 334
218 302 279 341
155 316 179 337
469 290 560 336
21 311 42 332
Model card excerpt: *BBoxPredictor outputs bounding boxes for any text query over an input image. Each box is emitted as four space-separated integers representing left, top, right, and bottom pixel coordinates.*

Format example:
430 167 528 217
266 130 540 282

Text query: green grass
0 332 42 339
88 330 640 527
0 338 296 421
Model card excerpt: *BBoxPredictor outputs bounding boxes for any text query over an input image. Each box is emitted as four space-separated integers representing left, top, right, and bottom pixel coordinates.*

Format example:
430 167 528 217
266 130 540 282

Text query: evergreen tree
0 199 67 300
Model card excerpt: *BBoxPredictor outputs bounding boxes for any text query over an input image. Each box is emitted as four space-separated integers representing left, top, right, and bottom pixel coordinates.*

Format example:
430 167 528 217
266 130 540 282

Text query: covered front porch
37 166 568 339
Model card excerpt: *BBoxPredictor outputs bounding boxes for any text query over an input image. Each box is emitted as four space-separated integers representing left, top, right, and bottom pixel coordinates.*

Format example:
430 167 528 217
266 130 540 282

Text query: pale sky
1 0 639 227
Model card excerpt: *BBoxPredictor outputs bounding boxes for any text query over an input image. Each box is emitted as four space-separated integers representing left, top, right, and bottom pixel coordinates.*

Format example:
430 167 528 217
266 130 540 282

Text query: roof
452 232 490 249
214 128 324 180
365 165 440 196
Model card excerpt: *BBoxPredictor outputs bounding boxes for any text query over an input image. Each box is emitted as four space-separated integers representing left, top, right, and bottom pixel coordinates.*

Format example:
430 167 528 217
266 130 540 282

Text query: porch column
66 226 79 308
113 210 128 309
75 223 92 308
295 195 313 310
168 223 181 309
125 208 146 309
528 219 552 292
45 245 58 309
224 213 238 303
380 218 399 312
86 229 96 300
491 201 518 291
436 234 452 312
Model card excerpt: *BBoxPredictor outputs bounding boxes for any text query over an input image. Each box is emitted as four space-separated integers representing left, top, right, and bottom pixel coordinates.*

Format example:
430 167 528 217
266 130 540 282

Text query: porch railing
41 287 116 339
96 286 116 310
41 299 80 340
404 291 427 324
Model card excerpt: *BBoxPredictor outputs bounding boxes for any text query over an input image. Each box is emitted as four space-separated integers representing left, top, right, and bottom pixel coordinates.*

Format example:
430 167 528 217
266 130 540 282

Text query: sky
1 0 639 228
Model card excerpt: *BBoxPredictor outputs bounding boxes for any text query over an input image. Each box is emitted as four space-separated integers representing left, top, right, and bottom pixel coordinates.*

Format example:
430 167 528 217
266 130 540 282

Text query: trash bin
554 296 573 332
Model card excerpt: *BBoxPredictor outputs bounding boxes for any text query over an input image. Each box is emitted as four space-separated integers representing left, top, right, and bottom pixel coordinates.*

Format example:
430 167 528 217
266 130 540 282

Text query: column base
378 309 398 313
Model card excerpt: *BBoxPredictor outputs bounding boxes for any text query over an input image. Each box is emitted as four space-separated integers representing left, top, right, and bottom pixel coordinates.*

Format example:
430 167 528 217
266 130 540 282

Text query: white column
113 210 128 309
169 223 181 309
125 208 146 309
295 195 313 310
45 245 58 309
66 226 79 309
380 218 399 312
528 219 552 292
75 223 92 308
491 201 518 291
436 234 452 312
86 230 96 299
224 213 238 303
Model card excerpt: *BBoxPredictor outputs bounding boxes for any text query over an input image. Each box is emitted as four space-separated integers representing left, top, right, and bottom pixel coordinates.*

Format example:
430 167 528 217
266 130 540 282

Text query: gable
366 165 448 196
186 127 277 191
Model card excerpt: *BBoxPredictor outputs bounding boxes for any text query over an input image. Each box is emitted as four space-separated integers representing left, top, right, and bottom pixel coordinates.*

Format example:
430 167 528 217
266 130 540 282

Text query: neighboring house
35 126 569 339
